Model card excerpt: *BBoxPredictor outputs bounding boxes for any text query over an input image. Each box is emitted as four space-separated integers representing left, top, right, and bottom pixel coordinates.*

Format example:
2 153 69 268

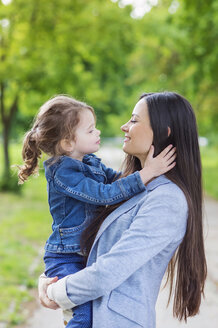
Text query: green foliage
0 0 136 122
0 0 138 189
126 0 218 135
0 0 217 143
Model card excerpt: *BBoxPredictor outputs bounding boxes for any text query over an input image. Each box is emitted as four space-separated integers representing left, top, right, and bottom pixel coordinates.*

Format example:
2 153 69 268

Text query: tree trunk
0 82 19 187
2 122 10 178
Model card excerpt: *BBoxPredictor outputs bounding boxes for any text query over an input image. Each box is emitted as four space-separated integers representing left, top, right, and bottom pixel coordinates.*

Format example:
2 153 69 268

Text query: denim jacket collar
83 154 101 168
44 154 103 177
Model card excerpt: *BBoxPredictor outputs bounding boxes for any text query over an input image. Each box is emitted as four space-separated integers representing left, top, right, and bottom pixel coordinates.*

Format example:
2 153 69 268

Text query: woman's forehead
132 99 148 118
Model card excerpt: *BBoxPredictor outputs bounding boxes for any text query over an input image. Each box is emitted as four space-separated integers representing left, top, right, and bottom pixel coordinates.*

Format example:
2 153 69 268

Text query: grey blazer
47 175 188 328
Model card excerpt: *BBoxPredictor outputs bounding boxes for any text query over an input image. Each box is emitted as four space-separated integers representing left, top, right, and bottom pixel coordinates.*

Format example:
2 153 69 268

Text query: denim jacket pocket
107 290 147 327
59 220 87 248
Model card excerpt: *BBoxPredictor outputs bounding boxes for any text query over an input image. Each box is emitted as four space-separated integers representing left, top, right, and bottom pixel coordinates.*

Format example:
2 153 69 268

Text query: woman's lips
124 136 131 142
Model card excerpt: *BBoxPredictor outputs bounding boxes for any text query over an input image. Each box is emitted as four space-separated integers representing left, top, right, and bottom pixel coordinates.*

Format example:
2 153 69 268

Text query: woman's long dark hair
81 92 207 321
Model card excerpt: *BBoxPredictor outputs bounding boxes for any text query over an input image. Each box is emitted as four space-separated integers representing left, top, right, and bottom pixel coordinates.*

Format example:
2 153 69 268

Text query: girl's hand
38 274 60 310
139 145 176 183
145 144 176 175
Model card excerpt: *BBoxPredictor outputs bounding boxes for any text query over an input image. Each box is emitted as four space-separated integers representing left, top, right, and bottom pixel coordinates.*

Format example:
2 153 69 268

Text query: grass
0 144 51 326
0 142 217 326
201 145 218 199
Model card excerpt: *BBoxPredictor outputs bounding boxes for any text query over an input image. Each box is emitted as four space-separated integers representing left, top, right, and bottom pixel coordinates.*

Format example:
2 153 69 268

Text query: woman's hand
38 274 60 310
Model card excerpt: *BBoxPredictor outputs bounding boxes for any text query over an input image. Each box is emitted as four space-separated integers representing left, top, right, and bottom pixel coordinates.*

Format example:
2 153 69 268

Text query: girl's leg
44 252 92 328
66 301 92 328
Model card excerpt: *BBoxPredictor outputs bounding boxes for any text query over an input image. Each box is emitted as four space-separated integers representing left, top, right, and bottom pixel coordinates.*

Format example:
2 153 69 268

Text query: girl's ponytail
18 128 42 184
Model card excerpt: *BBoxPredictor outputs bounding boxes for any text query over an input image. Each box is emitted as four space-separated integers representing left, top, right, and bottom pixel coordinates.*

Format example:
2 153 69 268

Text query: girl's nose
121 122 128 132
96 129 101 136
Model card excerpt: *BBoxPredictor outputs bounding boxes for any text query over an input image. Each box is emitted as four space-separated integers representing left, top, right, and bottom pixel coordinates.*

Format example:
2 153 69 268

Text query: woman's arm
40 186 187 309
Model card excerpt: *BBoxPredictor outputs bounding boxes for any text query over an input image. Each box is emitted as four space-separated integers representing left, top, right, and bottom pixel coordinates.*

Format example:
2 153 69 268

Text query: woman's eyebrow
132 113 140 118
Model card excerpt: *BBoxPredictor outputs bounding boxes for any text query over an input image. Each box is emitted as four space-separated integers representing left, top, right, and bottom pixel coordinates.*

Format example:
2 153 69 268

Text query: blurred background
0 0 217 327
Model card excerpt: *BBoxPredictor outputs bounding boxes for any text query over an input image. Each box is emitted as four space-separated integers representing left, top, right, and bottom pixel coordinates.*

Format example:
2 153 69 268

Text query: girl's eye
89 130 94 133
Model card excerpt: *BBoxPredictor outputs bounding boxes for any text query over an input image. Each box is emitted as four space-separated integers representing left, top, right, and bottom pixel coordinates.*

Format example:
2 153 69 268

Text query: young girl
18 95 176 328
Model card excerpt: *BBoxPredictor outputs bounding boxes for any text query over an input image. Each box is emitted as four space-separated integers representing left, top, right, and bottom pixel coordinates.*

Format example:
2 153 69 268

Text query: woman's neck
137 154 147 169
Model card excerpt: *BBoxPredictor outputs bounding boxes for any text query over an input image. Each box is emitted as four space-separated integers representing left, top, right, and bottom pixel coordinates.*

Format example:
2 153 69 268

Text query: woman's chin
122 144 133 156
122 144 129 154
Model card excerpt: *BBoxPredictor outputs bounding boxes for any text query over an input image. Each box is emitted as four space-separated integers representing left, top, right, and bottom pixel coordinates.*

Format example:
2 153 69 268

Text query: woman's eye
130 120 137 123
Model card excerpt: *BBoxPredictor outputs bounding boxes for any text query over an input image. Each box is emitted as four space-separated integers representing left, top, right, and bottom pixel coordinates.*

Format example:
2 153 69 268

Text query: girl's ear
60 139 75 152
168 127 171 137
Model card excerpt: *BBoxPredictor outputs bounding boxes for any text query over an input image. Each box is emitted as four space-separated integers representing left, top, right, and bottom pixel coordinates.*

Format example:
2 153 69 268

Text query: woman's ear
60 139 75 152
168 127 171 137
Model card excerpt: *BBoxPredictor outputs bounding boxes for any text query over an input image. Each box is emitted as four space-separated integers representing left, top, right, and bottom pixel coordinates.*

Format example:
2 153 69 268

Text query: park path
24 146 218 328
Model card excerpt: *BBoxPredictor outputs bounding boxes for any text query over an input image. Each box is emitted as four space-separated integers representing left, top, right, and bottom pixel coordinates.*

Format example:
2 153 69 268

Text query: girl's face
64 109 101 161
121 98 153 165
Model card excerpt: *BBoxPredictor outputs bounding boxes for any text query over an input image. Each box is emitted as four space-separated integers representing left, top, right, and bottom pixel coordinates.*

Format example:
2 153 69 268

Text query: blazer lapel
87 175 170 264
88 190 147 257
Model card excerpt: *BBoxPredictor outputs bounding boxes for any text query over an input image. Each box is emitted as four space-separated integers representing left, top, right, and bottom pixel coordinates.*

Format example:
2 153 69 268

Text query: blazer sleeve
54 161 145 205
47 186 188 309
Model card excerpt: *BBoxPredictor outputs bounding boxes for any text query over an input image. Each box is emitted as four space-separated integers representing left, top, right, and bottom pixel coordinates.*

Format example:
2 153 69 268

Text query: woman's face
121 98 153 164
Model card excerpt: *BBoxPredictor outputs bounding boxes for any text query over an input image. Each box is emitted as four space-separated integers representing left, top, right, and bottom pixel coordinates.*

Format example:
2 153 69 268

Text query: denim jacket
43 154 146 253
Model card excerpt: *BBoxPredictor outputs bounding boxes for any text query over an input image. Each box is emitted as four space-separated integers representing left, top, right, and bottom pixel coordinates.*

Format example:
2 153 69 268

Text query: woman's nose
121 122 128 132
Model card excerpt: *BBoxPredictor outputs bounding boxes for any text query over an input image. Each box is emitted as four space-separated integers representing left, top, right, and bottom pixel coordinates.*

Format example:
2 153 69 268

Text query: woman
39 92 207 328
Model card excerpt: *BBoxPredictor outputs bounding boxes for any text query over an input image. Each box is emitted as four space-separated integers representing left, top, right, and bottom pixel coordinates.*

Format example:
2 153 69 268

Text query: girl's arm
99 162 121 183
100 144 175 184
54 162 145 205
40 185 187 309
53 145 176 205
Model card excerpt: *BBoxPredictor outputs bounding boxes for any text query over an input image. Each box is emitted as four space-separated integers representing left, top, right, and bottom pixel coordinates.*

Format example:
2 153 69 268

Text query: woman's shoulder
140 175 188 216
148 175 186 199
133 176 188 234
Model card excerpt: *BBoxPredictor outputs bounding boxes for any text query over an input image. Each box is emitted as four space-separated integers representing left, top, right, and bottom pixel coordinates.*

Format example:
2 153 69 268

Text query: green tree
1 0 217 192
178 0 218 134
123 0 218 136
0 0 51 189
0 0 136 189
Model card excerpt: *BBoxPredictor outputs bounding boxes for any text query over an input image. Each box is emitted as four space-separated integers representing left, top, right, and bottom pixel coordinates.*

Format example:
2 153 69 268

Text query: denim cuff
118 171 146 198
134 171 147 191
